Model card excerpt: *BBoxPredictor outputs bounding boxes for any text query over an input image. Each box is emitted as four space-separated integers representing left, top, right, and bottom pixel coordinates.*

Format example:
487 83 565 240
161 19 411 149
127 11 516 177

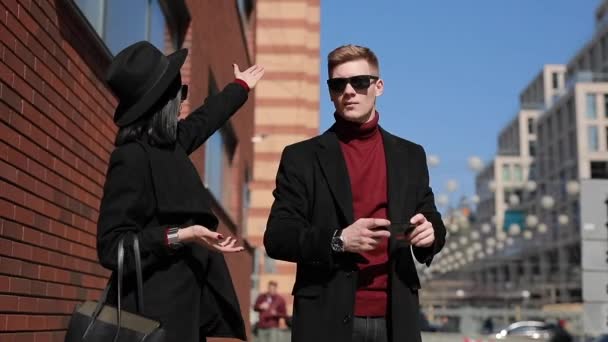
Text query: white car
493 321 554 340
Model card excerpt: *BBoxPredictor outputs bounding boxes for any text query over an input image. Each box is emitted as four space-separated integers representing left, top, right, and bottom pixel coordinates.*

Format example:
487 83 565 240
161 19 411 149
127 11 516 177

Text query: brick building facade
1 0 256 341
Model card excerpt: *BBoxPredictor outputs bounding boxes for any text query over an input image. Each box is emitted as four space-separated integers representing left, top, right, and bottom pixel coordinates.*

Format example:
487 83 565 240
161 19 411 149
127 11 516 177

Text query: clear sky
319 1 599 208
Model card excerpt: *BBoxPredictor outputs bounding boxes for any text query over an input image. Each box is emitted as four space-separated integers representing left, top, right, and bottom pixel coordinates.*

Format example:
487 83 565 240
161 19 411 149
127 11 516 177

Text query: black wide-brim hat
105 41 188 127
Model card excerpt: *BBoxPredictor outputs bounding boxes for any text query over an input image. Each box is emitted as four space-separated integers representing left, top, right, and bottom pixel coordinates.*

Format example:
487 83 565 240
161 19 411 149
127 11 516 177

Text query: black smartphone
390 223 416 241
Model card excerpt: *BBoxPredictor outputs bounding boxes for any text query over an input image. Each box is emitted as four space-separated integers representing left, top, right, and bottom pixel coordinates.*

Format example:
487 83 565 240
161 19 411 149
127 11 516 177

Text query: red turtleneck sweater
335 111 389 317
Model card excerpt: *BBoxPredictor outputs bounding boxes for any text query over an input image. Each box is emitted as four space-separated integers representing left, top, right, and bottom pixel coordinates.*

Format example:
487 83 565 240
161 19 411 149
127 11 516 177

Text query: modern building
426 1 608 334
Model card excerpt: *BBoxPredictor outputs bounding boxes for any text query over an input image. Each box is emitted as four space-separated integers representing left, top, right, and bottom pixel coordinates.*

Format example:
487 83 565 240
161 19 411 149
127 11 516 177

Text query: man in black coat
264 44 446 342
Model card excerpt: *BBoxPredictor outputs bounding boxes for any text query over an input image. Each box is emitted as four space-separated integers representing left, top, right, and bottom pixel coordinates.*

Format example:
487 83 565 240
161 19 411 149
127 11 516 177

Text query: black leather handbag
65 234 166 342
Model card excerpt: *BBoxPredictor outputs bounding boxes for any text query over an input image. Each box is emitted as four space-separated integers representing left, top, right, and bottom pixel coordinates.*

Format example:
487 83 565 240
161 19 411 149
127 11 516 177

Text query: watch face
332 236 344 251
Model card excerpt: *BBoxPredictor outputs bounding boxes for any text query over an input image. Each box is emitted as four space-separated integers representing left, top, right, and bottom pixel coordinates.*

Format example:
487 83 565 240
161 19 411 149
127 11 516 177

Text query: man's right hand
340 218 391 253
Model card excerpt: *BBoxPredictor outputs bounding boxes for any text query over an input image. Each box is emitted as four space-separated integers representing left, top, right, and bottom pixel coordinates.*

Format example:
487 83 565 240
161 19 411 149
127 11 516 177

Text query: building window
237 0 254 23
513 164 523 182
606 127 608 151
604 94 608 118
205 130 225 201
567 99 575 126
586 94 597 119
528 118 535 134
569 131 577 158
588 125 599 151
571 202 579 229
548 146 554 172
75 0 104 33
204 73 237 209
241 167 251 235
529 140 536 157
528 161 537 179
591 161 608 179
603 34 608 61
502 164 511 182
552 72 559 89
74 0 187 55
559 171 566 200
205 126 237 206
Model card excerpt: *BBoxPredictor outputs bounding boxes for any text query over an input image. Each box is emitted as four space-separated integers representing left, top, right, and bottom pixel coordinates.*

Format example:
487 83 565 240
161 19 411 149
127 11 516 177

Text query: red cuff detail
164 227 170 246
234 79 250 92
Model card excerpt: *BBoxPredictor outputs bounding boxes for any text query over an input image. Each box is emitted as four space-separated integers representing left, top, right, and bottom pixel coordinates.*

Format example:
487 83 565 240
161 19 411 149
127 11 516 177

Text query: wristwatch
331 229 345 252
166 227 183 249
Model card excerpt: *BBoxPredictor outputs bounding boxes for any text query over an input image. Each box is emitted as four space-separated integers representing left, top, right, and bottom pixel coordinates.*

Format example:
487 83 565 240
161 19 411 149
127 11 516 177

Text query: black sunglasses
327 75 379 92
180 84 188 101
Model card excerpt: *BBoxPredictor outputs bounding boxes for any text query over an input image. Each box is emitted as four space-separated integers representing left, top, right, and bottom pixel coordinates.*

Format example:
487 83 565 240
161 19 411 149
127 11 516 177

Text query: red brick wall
1 0 115 340
1 0 254 341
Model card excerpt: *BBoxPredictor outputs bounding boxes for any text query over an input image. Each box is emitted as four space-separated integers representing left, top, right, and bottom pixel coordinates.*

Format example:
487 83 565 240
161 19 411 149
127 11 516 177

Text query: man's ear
375 78 384 97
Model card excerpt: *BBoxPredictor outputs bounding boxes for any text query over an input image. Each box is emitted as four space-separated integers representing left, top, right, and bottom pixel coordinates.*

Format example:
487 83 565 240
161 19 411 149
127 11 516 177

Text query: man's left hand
407 213 435 247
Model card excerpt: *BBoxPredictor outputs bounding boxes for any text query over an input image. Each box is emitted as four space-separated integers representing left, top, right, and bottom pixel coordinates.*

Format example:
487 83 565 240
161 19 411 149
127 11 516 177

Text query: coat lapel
316 128 354 225
381 128 415 254
382 128 410 223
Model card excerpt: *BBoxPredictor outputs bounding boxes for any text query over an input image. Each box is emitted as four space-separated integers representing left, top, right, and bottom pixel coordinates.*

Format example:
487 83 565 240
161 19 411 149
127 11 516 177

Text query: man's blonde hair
327 44 380 76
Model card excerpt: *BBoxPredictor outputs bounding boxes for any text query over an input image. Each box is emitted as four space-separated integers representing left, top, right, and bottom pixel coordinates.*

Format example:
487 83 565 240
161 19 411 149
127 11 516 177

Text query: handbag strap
114 237 125 342
132 234 145 313
83 233 146 341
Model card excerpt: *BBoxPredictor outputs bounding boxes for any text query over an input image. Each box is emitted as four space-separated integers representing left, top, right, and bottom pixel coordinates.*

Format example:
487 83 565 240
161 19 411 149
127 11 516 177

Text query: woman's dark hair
115 77 182 147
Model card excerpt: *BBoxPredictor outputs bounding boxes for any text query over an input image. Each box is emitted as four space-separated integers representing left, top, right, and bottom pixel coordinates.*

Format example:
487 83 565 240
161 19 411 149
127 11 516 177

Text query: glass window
205 125 237 210
513 165 523 182
568 99 575 125
586 94 597 119
591 161 608 179
559 171 566 200
204 72 237 209
604 94 608 118
502 164 511 182
528 118 535 134
205 130 224 201
606 126 608 151
529 140 536 157
241 167 251 234
569 131 577 158
104 0 148 54
588 125 599 151
571 202 579 228
148 0 167 51
75 0 104 33
552 72 559 89
237 0 254 23
74 0 176 55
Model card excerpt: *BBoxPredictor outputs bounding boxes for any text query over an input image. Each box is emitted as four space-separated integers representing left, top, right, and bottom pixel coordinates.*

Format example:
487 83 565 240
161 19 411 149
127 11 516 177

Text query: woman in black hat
97 41 264 341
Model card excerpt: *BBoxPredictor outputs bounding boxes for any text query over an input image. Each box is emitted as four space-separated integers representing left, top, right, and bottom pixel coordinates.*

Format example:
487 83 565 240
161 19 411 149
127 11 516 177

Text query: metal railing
566 71 608 88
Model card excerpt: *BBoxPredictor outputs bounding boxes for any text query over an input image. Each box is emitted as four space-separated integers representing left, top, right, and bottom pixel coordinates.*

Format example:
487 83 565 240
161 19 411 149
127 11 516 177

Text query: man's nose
343 82 356 94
